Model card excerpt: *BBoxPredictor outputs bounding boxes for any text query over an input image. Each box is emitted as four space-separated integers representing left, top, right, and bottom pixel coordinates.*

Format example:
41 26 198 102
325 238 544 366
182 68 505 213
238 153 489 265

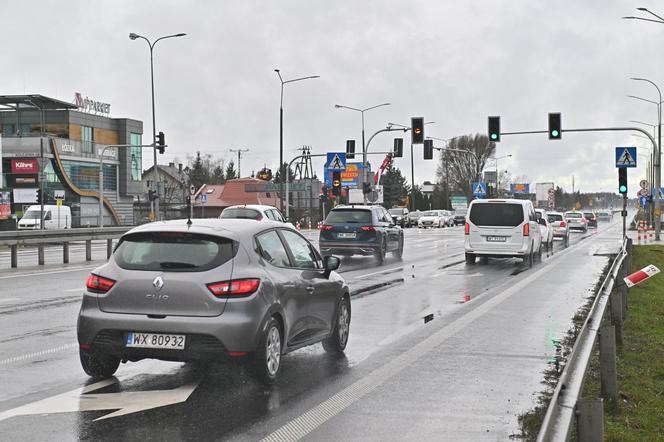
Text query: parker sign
74 92 111 115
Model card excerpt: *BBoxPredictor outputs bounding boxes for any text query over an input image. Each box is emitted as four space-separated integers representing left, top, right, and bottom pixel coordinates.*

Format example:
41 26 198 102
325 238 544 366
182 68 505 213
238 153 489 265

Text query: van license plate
338 232 356 239
486 236 506 242
126 332 185 350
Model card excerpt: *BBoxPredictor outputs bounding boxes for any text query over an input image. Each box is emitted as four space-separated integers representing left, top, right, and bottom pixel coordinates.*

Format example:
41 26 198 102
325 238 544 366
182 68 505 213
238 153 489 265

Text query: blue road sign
472 182 487 196
200 193 207 204
640 195 648 207
326 152 347 171
615 147 637 168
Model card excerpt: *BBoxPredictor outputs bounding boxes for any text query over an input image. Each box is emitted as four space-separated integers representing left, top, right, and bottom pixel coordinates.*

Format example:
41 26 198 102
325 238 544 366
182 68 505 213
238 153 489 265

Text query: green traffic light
490 133 498 140
551 130 559 138
619 185 627 193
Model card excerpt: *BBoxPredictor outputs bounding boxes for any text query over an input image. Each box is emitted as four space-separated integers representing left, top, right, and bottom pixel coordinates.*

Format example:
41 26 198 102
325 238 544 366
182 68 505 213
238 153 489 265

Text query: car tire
322 296 351 354
549 240 554 254
465 253 475 265
524 248 534 268
537 244 543 262
252 317 282 385
79 349 120 379
392 236 404 259
375 238 386 264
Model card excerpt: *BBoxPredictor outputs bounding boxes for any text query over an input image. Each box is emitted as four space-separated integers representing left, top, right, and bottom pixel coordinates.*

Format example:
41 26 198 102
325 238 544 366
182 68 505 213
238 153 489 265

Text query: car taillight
321 225 333 231
464 222 470 235
523 223 530 236
86 274 116 293
560 221 567 227
207 279 261 297
361 226 376 232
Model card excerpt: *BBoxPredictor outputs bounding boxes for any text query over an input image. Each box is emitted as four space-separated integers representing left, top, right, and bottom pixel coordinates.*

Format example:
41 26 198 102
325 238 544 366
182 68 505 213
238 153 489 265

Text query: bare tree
436 134 496 200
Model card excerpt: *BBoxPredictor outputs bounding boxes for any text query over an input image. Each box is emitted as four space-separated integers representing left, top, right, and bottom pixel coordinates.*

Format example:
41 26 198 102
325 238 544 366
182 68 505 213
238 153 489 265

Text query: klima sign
74 92 111 115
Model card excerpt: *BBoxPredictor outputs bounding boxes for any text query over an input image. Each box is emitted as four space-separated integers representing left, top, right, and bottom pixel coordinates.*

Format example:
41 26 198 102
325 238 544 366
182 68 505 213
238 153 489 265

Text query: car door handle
306 286 315 294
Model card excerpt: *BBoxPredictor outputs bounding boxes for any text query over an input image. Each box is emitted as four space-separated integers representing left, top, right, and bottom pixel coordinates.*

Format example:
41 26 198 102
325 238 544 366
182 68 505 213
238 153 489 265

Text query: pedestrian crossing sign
326 152 347 171
615 147 637 168
472 182 487 196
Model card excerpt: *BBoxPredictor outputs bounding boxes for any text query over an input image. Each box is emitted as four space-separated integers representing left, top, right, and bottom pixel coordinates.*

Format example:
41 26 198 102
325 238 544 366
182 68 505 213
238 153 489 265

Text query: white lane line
0 265 97 280
0 298 21 304
260 229 610 442
62 288 84 292
0 343 78 366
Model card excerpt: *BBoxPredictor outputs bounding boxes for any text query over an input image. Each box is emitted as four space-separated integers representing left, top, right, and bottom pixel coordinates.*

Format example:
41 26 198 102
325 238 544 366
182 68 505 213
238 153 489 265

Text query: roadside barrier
537 237 632 441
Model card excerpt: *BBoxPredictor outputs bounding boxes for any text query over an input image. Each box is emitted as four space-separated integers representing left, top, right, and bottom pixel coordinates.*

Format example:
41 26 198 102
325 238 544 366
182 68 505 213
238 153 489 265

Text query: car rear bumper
319 241 378 256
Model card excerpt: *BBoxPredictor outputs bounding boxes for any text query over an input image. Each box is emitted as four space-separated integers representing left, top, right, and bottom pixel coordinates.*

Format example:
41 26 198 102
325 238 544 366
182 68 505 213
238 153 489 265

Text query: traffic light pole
364 126 409 203
498 125 659 240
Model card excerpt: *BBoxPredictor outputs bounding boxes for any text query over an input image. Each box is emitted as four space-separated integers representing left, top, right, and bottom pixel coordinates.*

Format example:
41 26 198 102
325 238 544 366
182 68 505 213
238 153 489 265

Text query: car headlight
397 216 402 220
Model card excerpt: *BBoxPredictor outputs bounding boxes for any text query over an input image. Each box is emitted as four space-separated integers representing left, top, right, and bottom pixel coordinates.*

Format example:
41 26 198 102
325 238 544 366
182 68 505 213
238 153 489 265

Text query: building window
82 126 93 153
130 133 142 181
60 160 116 192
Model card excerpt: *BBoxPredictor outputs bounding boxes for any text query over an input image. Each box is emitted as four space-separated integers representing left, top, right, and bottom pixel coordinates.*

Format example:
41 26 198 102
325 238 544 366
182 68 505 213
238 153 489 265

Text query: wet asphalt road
0 222 623 441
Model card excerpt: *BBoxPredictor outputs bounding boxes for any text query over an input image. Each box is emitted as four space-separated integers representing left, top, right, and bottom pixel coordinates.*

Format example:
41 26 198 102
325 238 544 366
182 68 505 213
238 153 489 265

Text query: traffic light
346 140 355 159
363 182 371 194
548 113 561 140
411 117 424 144
148 189 159 201
332 171 341 196
423 139 434 160
488 116 501 142
156 131 166 154
393 138 403 158
618 168 628 195
36 188 42 203
320 185 328 202
257 168 272 181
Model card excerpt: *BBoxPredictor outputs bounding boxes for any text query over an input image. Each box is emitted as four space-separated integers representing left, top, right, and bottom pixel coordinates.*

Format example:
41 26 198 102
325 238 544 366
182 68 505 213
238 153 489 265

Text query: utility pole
229 148 250 178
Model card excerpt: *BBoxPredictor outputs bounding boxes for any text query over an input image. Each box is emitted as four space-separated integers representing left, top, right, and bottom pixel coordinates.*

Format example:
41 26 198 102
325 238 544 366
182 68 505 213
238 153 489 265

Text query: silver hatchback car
77 219 351 384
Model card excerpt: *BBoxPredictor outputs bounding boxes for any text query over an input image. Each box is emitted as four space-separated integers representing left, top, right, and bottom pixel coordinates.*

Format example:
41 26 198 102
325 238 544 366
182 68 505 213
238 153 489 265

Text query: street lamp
489 154 512 196
623 7 664 23
628 77 662 240
334 102 391 203
129 32 186 221
275 69 319 212
629 120 657 190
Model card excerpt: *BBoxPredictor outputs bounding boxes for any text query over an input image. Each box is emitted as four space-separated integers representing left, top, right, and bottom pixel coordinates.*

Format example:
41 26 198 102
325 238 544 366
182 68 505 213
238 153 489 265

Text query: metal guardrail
537 237 632 441
0 227 132 268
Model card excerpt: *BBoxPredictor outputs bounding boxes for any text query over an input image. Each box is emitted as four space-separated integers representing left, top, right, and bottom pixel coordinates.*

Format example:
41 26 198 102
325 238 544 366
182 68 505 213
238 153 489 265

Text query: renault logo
152 276 164 291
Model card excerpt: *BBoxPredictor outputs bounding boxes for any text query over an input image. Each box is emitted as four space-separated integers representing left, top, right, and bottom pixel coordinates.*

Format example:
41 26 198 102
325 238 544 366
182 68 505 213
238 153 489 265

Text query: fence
537 237 633 441
0 227 131 268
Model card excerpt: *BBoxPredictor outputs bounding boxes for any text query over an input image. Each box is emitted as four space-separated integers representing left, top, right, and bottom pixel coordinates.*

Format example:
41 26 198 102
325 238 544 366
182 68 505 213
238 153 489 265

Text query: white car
464 199 543 267
418 210 445 228
219 204 295 228
440 210 455 227
547 211 570 248
535 209 554 253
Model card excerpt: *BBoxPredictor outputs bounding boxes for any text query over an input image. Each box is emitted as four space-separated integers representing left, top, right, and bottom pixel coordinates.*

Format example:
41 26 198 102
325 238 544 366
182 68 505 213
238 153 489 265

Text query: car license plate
126 332 185 350
338 232 356 239
486 236 506 242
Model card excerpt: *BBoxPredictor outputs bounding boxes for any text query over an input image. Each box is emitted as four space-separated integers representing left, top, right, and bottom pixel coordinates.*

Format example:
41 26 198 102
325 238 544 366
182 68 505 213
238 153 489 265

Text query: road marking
0 376 200 422
0 298 21 304
260 227 611 442
0 343 78 366
0 265 97 280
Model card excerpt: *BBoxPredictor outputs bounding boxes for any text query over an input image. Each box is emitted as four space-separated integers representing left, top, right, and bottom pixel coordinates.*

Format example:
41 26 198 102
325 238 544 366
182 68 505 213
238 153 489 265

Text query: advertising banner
11 158 39 174
0 191 10 220
510 183 530 194
536 182 555 208
324 162 369 188
12 188 38 203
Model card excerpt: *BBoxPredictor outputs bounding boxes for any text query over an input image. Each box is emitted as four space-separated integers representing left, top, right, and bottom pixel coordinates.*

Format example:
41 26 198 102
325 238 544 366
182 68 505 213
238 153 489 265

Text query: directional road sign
326 152 347 171
640 196 648 207
615 147 637 168
472 182 487 196
200 194 207 205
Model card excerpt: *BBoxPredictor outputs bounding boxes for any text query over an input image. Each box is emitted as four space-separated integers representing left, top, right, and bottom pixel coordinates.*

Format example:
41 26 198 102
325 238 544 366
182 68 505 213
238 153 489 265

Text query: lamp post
275 70 319 212
629 120 657 190
628 77 662 239
129 32 186 221
490 154 512 196
334 103 391 203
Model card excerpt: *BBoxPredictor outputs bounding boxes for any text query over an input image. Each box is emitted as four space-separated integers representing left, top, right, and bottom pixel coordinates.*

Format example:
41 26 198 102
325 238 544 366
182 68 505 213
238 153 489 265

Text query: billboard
324 162 370 188
11 158 39 174
536 182 555 208
0 191 9 220
510 183 530 194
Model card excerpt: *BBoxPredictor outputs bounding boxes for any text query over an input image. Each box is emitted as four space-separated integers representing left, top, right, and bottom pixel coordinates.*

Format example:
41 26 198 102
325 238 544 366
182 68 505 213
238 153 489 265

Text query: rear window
548 214 563 222
583 212 594 218
326 209 372 224
114 232 236 272
566 212 582 218
469 203 524 227
220 208 262 220
389 209 405 215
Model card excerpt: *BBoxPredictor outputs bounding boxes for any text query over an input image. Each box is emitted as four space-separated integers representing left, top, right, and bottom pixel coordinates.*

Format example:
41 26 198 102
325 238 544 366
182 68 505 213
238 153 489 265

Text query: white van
464 199 542 266
18 205 72 230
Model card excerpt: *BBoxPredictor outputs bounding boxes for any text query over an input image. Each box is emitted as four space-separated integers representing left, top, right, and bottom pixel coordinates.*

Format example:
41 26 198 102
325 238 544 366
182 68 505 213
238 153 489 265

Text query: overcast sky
5 0 664 194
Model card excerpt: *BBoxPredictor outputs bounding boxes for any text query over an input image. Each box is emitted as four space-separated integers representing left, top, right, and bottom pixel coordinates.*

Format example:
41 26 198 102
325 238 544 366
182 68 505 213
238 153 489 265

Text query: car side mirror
538 218 546 226
323 255 340 278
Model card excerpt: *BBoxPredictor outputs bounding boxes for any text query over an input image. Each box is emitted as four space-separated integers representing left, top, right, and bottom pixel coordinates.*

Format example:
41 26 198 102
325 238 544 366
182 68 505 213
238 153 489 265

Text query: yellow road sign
56 199 62 206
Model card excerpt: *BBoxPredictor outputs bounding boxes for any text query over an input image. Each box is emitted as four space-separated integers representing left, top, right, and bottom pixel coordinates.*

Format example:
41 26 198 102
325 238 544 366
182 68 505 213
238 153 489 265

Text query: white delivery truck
18 205 71 230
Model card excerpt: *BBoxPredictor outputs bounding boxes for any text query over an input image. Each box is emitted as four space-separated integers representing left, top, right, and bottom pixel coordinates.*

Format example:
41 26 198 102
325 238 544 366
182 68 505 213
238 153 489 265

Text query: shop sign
74 92 111 115
61 144 76 153
11 159 39 174
15 177 37 184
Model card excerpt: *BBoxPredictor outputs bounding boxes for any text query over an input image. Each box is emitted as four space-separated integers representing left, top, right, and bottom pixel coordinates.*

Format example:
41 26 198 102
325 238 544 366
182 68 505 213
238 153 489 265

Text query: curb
350 278 404 297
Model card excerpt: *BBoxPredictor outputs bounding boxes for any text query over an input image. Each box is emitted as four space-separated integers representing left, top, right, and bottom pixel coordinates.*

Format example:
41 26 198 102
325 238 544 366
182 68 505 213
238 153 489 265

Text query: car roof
471 198 530 205
332 205 373 211
224 204 279 212
122 218 288 242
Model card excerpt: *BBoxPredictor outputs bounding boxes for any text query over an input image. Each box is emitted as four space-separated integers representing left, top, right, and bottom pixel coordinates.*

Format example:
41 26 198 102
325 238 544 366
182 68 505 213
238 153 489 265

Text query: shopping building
0 94 143 229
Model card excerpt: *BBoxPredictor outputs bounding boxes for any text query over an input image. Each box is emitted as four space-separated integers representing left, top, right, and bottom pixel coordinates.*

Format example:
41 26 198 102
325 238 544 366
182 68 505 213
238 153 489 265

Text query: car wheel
537 244 543 262
375 238 386 264
252 317 282 384
79 349 120 379
565 236 569 248
524 248 534 268
465 252 475 265
392 236 404 259
322 296 351 353
549 240 554 254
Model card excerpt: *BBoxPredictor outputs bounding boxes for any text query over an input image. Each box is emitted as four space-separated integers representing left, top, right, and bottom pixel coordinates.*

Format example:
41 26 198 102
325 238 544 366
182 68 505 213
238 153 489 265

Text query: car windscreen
548 214 563 222
326 209 372 224
388 209 404 215
422 211 438 216
114 232 237 272
566 213 582 218
220 208 262 220
21 211 42 219
469 203 524 227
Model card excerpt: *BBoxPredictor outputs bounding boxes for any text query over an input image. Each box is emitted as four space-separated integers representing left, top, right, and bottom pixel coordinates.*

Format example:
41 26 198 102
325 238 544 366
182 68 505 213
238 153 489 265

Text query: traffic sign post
326 152 347 171
615 147 637 168
200 193 207 218
472 182 487 198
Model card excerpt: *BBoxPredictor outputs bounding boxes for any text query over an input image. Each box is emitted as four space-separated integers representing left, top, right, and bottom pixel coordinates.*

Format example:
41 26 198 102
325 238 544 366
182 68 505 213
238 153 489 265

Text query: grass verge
581 244 664 441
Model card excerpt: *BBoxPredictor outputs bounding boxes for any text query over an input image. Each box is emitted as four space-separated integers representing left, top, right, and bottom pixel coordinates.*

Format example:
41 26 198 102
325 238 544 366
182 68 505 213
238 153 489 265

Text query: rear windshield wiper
159 262 197 269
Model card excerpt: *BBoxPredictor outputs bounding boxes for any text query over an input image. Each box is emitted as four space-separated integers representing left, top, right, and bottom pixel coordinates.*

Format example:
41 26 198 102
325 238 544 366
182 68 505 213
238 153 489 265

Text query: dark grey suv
77 219 350 384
